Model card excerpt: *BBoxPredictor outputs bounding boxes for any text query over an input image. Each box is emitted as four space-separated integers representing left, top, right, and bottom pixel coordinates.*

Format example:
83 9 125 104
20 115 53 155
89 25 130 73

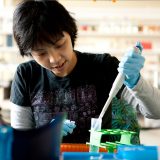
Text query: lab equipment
117 145 160 160
89 118 102 152
12 113 65 160
118 41 144 88
63 120 76 136
0 113 65 160
87 129 136 153
62 145 160 160
51 119 76 136
62 152 116 160
93 42 143 130
60 143 107 152
0 126 13 160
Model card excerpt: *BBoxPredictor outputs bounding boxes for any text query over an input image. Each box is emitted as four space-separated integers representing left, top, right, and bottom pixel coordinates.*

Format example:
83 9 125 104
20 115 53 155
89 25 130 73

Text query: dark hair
13 0 77 56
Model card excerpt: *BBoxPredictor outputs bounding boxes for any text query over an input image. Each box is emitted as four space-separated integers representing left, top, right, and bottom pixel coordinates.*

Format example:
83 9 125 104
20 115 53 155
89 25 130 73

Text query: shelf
1 47 160 55
0 47 18 53
106 49 160 55
78 32 160 38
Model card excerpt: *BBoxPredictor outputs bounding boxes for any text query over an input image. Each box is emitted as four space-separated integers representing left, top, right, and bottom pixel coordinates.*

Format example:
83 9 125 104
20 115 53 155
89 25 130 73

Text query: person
10 0 160 143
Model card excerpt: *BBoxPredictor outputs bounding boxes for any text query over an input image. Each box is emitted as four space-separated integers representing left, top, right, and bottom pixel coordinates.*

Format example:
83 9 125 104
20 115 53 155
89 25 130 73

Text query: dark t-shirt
10 51 119 143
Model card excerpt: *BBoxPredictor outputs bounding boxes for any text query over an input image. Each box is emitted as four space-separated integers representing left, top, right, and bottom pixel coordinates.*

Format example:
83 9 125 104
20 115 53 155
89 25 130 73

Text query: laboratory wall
0 0 160 145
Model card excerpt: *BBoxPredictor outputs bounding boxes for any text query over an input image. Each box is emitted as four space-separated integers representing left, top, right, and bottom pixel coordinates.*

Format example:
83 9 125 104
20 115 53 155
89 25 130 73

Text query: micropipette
93 42 143 130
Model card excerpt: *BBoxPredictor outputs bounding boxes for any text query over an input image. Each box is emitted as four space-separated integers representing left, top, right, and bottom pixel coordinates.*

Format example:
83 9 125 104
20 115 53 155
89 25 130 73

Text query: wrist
124 74 140 88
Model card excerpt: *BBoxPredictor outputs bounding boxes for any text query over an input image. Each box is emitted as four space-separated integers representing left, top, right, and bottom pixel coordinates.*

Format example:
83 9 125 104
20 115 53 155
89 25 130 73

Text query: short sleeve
10 63 31 106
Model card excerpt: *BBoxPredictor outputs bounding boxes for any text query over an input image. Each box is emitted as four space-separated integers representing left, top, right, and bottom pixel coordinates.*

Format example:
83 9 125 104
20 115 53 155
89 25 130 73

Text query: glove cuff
124 74 140 88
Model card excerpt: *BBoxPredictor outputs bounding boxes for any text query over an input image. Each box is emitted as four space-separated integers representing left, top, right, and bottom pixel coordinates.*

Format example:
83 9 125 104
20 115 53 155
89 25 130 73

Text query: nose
48 51 61 64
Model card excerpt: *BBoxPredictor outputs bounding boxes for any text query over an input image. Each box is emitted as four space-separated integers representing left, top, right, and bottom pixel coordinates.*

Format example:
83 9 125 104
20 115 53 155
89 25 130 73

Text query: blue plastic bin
62 152 117 160
0 126 13 160
117 145 159 160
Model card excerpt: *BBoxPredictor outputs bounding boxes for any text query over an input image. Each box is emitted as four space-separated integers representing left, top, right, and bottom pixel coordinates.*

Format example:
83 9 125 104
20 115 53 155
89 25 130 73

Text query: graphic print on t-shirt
31 84 98 128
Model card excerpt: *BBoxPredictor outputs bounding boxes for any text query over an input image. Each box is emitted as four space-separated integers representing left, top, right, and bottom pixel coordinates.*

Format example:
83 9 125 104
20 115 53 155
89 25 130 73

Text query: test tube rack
87 129 136 152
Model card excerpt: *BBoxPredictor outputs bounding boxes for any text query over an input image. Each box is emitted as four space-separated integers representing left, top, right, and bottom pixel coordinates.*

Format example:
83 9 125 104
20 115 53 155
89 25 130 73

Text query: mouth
51 61 66 70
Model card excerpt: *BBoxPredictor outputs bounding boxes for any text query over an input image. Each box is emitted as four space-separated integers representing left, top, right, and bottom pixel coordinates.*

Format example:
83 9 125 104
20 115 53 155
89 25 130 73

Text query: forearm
121 76 160 119
10 102 35 129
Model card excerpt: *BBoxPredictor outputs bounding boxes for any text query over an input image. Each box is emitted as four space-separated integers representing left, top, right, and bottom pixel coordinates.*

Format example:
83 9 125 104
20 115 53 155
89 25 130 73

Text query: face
31 32 77 77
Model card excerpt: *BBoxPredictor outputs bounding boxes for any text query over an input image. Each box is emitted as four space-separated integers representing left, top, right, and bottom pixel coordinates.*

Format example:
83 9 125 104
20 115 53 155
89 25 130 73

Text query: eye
38 52 46 56
32 52 47 57
55 41 65 49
